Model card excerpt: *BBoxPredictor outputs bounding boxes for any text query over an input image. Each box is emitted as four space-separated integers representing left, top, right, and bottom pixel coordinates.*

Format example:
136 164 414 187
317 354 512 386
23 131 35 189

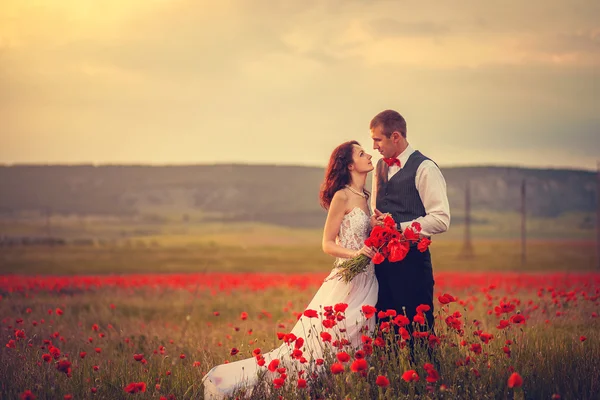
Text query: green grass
1 238 597 275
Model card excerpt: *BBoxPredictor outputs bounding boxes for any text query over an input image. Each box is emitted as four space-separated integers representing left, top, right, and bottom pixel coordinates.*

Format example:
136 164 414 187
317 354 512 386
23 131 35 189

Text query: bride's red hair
319 140 369 209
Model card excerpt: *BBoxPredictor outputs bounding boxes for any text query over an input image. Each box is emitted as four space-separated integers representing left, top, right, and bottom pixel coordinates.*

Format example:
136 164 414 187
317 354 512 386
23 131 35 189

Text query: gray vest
375 150 431 224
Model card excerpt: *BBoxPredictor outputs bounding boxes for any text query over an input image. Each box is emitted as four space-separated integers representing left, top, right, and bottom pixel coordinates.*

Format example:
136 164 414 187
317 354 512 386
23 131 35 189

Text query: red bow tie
383 157 401 167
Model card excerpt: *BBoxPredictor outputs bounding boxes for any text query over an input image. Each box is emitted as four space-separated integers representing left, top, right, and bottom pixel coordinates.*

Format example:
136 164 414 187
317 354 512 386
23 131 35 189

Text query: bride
202 141 379 399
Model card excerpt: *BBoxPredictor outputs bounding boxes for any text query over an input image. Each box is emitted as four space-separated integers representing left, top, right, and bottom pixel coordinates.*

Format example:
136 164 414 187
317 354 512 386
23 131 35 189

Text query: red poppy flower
303 309 318 318
240 312 248 320
372 252 385 264
428 334 441 347
425 368 439 383
497 320 510 329
382 215 394 227
393 315 410 327
470 343 482 354
124 382 147 394
350 358 368 372
320 332 332 342
388 240 410 262
322 319 336 328
409 221 421 231
399 327 410 340
297 378 307 388
479 332 494 344
417 237 431 252
362 305 377 319
133 354 144 361
230 348 239 356
510 315 525 324
336 352 350 363
438 293 457 304
416 304 431 314
268 359 280 372
508 372 523 388
21 390 36 400
334 303 348 313
330 363 345 374
376 375 390 387
402 370 420 382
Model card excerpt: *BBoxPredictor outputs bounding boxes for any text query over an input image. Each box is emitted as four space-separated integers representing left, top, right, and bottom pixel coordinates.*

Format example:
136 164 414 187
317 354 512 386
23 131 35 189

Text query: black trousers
374 247 437 367
374 247 435 330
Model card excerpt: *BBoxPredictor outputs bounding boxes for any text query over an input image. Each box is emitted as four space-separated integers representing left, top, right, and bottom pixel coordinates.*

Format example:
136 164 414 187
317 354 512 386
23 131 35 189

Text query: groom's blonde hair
370 110 407 138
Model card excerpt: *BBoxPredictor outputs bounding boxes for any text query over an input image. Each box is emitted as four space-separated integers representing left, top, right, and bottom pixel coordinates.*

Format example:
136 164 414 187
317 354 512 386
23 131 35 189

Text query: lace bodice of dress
335 207 371 267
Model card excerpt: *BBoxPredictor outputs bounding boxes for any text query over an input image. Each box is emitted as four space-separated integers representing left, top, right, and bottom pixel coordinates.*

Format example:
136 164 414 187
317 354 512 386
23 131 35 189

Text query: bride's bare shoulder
332 188 349 202
329 189 349 211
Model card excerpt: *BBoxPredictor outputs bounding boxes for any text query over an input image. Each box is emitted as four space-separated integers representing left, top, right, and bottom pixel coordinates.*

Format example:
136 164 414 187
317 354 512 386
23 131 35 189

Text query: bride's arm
322 191 357 259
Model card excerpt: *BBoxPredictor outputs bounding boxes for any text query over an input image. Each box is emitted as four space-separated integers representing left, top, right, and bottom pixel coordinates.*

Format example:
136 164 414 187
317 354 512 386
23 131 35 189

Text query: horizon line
0 161 596 173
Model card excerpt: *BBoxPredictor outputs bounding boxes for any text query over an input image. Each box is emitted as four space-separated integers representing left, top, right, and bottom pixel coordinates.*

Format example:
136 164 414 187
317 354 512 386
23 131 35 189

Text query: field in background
1 210 595 242
0 239 597 275
1 209 598 275
1 208 599 399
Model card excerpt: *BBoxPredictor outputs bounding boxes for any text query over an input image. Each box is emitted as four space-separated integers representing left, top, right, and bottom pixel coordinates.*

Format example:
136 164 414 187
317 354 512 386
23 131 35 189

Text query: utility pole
521 179 526 265
461 180 474 258
45 207 52 239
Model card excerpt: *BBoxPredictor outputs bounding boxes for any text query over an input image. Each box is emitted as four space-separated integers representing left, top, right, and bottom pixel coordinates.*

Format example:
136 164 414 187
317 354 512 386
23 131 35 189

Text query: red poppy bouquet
333 214 432 283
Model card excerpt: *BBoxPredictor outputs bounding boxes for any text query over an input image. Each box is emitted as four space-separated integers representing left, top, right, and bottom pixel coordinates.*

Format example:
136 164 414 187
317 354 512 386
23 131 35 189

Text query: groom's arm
398 160 450 237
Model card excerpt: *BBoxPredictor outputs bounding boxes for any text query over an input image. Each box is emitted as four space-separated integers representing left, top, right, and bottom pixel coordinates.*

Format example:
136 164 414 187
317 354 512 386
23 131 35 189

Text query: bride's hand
354 245 376 259
369 208 384 228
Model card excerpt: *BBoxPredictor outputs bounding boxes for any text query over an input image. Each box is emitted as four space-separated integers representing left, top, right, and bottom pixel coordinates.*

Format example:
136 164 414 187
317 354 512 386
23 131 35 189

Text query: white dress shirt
370 144 451 237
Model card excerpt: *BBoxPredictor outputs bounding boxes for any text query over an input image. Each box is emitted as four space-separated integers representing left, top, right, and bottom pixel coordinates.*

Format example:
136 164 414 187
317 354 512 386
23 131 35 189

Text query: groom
369 109 450 334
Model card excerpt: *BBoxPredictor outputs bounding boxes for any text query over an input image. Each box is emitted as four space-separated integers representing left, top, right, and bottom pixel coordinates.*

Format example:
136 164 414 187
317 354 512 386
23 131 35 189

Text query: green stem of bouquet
333 237 426 283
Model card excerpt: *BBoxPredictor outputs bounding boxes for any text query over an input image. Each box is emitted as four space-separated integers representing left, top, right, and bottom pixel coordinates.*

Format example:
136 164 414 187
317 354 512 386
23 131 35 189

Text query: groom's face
370 125 396 158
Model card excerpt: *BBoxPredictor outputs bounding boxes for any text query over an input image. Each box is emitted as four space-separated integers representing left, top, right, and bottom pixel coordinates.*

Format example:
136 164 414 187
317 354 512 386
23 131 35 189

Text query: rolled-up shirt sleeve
398 160 451 237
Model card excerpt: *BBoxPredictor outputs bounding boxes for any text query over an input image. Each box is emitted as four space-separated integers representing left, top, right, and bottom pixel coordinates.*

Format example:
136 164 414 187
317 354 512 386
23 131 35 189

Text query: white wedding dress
202 207 379 399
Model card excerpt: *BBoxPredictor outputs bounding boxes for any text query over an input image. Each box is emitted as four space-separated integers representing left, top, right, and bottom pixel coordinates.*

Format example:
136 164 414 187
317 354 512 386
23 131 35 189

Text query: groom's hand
370 208 384 228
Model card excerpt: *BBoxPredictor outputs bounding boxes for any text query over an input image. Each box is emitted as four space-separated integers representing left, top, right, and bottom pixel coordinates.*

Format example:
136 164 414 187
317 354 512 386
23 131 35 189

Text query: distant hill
0 164 596 228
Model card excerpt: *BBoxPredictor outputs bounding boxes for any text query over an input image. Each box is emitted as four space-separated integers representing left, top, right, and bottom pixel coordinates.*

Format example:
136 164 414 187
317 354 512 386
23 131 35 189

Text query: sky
1 0 599 170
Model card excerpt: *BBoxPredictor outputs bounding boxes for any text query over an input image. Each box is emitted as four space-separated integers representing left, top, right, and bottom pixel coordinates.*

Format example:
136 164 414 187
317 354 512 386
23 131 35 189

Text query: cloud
0 0 599 169
369 19 451 38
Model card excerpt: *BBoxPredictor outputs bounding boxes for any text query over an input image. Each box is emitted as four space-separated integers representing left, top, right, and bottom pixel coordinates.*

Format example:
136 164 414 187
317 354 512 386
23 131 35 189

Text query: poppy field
1 270 599 399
